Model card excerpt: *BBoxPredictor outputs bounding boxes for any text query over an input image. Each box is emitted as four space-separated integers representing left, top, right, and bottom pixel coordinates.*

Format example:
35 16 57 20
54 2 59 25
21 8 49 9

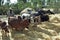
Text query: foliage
0 0 60 15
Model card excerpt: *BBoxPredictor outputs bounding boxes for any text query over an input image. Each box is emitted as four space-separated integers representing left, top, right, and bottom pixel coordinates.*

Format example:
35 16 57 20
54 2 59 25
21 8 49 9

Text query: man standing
7 8 15 17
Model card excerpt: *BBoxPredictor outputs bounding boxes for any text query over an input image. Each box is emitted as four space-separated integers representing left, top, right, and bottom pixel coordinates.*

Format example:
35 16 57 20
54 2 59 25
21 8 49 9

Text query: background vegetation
0 0 60 15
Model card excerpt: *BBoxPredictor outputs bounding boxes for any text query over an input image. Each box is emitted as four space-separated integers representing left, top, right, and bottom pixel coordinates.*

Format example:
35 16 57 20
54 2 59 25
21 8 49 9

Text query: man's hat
9 7 12 10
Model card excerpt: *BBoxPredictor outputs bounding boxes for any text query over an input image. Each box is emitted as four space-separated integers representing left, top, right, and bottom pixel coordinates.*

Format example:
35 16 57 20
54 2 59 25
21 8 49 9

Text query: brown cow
8 16 30 31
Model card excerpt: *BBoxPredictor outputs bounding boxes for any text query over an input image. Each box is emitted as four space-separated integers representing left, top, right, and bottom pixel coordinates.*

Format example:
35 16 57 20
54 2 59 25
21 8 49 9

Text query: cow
8 16 30 31
21 9 54 24
32 9 52 23
37 9 54 15
21 13 31 23
40 14 49 22
0 21 9 33
38 9 54 22
45 10 54 14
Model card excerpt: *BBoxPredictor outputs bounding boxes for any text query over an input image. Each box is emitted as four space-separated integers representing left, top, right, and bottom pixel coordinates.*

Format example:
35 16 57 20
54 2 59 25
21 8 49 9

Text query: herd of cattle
0 9 54 34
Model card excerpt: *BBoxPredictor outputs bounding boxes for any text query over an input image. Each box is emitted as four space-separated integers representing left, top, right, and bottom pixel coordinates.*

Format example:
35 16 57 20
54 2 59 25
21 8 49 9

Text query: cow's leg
5 28 9 33
8 29 14 40
28 19 31 23
15 28 20 31
15 27 24 31
39 16 42 24
0 28 2 40
47 16 50 22
31 17 34 23
34 18 37 23
4 26 9 37
37 18 38 24
34 18 36 23
45 15 49 22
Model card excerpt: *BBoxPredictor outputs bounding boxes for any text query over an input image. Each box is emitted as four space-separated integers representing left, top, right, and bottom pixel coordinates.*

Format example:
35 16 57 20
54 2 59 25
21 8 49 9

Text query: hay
1 14 60 40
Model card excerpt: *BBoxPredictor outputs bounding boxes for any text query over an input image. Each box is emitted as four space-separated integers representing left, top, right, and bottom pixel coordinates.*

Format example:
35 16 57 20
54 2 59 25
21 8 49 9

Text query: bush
13 9 21 15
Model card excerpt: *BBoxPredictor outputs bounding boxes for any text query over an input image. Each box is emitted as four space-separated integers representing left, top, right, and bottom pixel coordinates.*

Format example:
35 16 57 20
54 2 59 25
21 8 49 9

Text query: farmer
7 8 15 17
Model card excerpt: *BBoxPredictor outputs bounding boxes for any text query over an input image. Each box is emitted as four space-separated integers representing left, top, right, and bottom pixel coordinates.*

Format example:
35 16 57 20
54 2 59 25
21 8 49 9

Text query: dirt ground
1 14 60 40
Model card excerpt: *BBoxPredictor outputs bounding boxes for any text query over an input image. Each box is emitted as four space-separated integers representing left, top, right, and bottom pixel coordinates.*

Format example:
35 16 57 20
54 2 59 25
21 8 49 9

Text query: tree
0 0 2 6
0 0 4 6
6 0 10 6
23 0 26 3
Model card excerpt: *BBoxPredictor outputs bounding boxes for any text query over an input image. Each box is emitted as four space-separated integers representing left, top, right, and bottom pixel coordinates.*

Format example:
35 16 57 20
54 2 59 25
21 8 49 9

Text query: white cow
21 13 31 19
